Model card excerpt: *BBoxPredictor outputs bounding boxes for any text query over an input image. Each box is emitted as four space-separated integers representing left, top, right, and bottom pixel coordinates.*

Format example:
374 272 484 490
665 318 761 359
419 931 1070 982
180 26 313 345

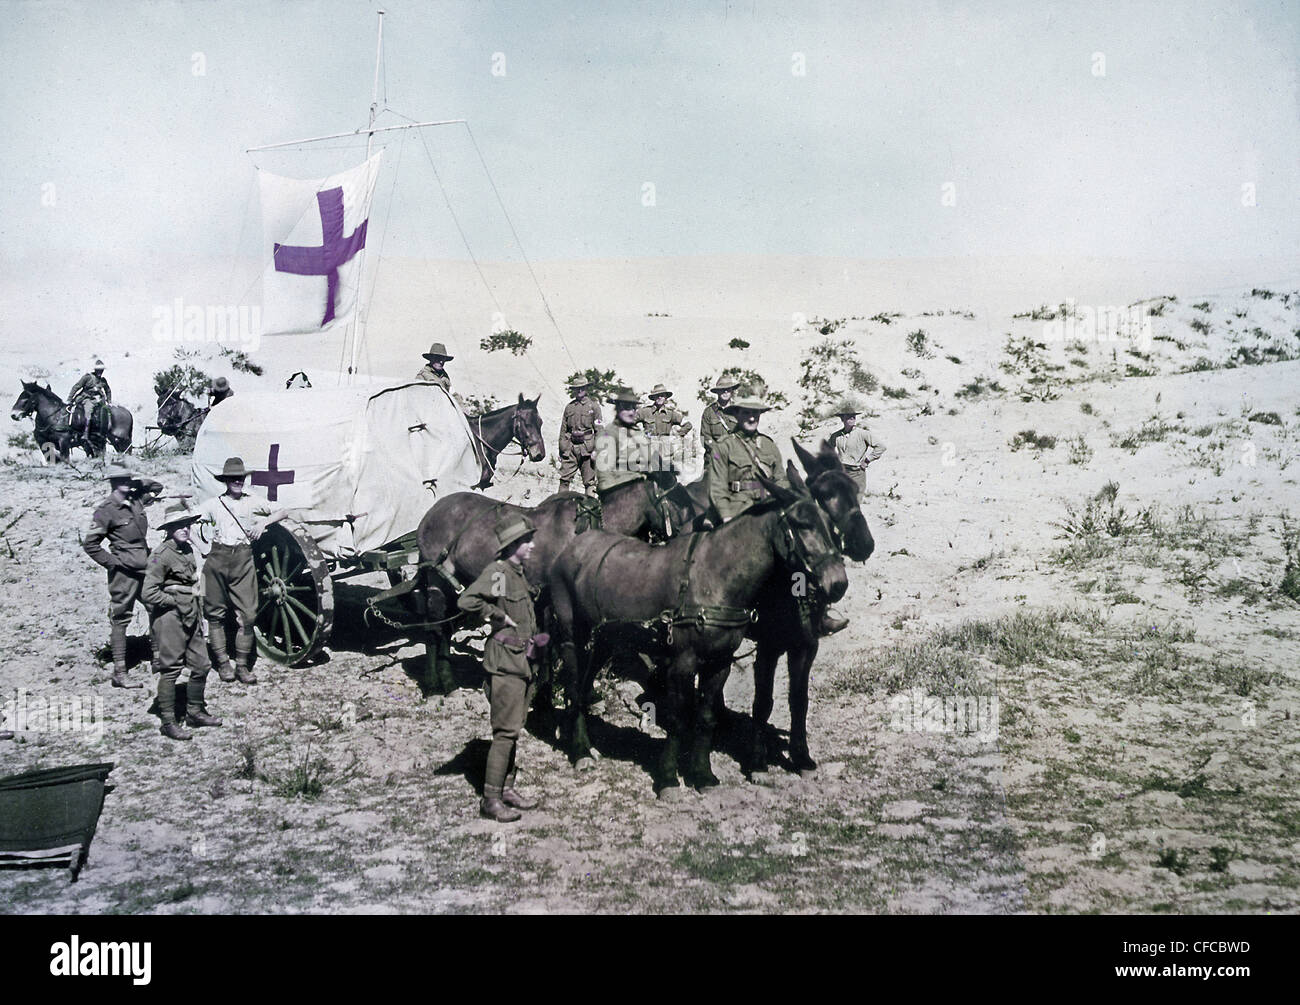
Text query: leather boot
185 680 222 728
215 661 237 683
820 609 849 635
111 665 143 689
235 664 258 685
161 722 193 741
501 788 539 810
480 785 522 822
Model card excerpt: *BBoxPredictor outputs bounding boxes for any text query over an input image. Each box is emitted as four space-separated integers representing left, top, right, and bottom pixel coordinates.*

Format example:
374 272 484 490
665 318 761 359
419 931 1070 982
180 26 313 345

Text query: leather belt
729 480 765 493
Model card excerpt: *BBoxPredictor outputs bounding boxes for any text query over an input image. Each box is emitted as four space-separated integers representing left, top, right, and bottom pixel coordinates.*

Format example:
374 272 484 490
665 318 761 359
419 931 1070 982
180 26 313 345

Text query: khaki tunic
828 424 886 490
69 372 112 404
560 398 602 457
84 495 150 573
458 559 540 680
635 403 692 438
708 431 789 522
700 402 736 453
143 538 210 681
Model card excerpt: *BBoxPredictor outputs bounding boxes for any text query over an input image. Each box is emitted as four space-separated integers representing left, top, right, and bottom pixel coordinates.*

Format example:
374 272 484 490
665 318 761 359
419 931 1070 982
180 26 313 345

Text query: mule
465 395 545 488
415 473 676 694
548 462 848 797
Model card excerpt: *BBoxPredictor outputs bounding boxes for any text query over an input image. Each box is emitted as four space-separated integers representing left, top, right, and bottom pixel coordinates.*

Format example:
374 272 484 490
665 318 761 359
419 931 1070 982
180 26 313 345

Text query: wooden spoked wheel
252 521 334 666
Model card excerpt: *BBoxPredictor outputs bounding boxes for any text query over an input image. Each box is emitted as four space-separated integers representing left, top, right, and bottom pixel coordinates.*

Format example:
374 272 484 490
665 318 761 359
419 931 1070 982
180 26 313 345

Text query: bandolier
707 390 789 523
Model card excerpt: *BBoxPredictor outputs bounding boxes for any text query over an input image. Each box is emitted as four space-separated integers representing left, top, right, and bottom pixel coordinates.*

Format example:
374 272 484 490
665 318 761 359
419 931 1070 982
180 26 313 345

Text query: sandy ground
1 256 1297 913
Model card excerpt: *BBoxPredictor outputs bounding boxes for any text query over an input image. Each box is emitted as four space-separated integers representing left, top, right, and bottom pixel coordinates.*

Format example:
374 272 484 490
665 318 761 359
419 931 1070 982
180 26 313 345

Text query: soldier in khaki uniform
143 502 221 741
558 378 602 495
458 516 546 822
827 399 886 492
700 372 740 455
636 383 692 489
593 387 654 492
707 390 790 523
68 358 112 442
194 457 289 684
83 464 160 689
208 376 234 407
415 341 454 392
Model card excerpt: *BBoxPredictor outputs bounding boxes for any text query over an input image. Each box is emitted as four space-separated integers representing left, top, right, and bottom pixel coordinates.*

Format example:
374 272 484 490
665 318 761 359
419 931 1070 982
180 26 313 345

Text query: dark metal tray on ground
0 762 114 881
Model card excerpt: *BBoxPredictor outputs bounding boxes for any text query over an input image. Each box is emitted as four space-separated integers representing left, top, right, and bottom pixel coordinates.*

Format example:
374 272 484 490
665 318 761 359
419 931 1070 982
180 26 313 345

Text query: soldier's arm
673 409 693 436
82 509 118 569
141 552 174 609
707 445 732 511
864 428 887 463
457 566 509 625
102 379 112 403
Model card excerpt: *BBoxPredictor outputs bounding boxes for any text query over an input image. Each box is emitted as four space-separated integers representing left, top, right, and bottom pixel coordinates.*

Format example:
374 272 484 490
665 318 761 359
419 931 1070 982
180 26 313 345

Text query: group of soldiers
84 457 286 740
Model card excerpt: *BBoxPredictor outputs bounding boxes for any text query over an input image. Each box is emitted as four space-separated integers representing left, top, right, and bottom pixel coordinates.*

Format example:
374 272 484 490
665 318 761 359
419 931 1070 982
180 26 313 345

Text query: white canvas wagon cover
191 381 480 559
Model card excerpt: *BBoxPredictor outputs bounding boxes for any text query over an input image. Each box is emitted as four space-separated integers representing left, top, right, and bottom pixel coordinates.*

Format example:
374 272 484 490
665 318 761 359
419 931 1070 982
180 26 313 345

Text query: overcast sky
2 0 1297 275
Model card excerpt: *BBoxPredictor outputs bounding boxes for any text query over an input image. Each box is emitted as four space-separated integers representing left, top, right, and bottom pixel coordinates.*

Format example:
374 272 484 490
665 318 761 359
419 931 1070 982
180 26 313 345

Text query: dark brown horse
548 463 848 798
466 395 545 488
71 399 133 457
156 395 208 451
415 473 676 693
10 381 74 461
744 440 874 778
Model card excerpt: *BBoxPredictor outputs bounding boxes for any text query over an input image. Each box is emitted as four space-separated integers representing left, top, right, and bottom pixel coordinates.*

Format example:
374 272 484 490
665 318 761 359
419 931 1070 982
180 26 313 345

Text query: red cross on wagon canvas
258 152 383 335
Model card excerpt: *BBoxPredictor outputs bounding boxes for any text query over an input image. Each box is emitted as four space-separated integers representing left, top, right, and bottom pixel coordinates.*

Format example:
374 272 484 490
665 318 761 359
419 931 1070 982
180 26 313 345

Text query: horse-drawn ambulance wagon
191 380 482 666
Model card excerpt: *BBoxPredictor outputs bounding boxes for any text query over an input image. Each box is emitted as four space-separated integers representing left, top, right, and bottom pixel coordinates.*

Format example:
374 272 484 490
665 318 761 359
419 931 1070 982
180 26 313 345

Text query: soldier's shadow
433 738 490 794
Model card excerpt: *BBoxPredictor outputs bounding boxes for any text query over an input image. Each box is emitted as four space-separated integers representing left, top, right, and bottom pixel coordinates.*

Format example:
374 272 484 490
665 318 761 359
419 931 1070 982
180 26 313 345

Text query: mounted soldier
827 398 886 492
415 341 454 392
558 377 602 496
208 376 234 407
82 464 158 689
594 386 653 493
68 358 112 443
457 515 547 822
700 372 739 455
194 457 290 685
636 382 692 489
143 502 221 741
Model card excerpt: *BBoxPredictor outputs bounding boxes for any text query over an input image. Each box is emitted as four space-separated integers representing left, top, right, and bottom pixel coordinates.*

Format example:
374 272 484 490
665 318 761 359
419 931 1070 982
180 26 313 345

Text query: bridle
773 495 842 583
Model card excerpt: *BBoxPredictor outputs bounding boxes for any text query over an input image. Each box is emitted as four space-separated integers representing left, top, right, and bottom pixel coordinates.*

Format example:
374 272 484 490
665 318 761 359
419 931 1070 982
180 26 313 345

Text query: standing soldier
143 502 220 741
594 387 653 492
68 358 112 442
827 399 886 493
194 457 289 685
208 376 234 407
707 389 789 523
636 383 692 488
83 464 155 689
557 378 602 495
415 342 454 392
457 516 546 822
700 372 740 455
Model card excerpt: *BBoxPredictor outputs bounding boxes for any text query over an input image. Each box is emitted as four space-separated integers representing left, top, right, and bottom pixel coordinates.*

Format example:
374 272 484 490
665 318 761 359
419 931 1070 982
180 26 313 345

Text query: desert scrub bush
932 608 1104 669
1147 301 1168 316
728 337 750 350
219 347 264 375
954 374 1004 399
1281 516 1300 604
796 339 873 430
1067 434 1093 464
1189 318 1211 335
1250 288 1275 300
696 367 789 408
906 328 936 359
1111 414 1180 451
1248 411 1282 425
999 334 1059 401
1080 402 1094 415
836 640 988 698
1185 357 1217 372
1008 429 1057 451
460 394 501 414
7 431 36 450
480 329 532 355
869 312 901 325
881 385 909 399
945 354 962 365
153 352 212 403
1192 301 1212 312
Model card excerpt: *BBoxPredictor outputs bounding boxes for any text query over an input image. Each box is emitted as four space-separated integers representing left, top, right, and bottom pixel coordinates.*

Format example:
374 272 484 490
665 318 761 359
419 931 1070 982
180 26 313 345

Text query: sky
2 0 1298 277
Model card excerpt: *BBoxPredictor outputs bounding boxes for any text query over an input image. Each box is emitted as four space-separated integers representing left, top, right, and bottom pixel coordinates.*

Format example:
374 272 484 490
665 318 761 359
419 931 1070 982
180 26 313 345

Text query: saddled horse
548 463 847 797
10 381 75 461
465 395 545 488
415 473 677 694
71 398 133 457
156 395 208 451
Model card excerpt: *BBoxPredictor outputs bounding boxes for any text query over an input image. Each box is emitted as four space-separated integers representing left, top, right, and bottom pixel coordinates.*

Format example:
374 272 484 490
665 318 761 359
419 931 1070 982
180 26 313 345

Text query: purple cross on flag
258 152 383 335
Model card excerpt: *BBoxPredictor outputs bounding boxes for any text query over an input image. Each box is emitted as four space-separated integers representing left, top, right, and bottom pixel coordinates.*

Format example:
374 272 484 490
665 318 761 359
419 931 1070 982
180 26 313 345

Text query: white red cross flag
258 152 384 335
